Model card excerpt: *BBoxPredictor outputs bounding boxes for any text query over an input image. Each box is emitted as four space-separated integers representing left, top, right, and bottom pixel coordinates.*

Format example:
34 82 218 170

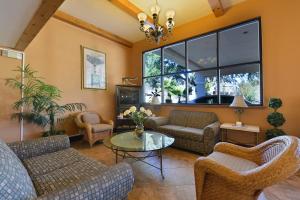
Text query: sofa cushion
185 111 218 129
23 148 85 177
31 157 108 196
92 124 113 133
82 113 100 124
208 152 258 171
0 139 37 199
169 110 189 126
158 125 204 141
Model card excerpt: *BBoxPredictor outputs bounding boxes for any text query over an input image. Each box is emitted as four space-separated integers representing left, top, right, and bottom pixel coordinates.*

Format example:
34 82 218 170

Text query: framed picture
81 46 106 90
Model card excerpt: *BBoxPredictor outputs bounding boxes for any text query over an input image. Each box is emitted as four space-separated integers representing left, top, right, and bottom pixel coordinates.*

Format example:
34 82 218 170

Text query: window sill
142 103 266 109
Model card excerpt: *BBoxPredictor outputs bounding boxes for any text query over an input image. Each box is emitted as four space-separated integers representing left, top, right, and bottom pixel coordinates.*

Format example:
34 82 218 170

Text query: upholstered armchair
75 112 114 147
194 136 300 200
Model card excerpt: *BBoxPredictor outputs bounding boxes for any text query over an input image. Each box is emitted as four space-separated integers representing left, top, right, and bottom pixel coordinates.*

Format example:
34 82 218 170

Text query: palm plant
5 65 86 136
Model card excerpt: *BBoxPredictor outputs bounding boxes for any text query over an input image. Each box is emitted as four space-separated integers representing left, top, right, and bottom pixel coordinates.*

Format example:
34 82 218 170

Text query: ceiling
59 0 145 43
129 0 246 28
0 0 247 49
60 0 247 43
0 0 42 48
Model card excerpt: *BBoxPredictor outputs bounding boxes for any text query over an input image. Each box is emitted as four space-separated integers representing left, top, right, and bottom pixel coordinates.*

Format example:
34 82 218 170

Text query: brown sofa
145 110 220 155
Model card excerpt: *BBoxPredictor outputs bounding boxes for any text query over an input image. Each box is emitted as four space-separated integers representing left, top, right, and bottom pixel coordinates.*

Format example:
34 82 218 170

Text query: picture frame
81 46 107 90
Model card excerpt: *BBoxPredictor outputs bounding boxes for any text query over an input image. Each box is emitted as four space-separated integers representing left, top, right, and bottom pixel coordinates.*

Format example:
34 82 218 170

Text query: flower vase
151 96 160 104
134 124 144 138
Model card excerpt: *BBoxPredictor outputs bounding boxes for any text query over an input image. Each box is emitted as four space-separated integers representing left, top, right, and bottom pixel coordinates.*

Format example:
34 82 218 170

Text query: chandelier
137 0 175 44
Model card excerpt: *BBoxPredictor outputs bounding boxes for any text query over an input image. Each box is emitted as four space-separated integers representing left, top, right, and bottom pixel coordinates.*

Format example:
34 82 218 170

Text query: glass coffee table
104 131 174 179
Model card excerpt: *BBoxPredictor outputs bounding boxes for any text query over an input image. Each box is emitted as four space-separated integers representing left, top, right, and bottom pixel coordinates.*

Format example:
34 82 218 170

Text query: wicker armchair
75 112 114 147
194 136 300 200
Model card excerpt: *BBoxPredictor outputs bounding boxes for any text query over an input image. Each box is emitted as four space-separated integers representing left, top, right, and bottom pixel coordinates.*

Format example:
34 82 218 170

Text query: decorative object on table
74 112 113 147
122 76 138 85
5 65 86 137
266 98 286 139
123 106 152 138
230 95 248 126
137 0 175 44
194 136 300 200
115 85 141 132
150 89 161 104
81 46 106 90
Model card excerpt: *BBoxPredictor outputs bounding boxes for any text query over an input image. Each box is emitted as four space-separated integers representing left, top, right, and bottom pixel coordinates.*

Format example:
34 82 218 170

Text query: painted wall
0 18 131 142
0 56 22 142
130 0 300 140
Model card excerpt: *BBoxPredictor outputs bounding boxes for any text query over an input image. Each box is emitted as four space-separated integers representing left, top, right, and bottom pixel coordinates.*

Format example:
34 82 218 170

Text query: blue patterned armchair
0 135 134 200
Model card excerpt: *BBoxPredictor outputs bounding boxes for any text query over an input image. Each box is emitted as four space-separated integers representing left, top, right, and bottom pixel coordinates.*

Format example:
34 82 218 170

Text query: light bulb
165 10 175 19
150 5 160 15
137 12 147 22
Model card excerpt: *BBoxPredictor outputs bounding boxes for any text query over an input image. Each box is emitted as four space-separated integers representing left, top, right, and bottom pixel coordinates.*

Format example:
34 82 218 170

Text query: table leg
115 149 118 163
159 150 164 179
256 132 259 145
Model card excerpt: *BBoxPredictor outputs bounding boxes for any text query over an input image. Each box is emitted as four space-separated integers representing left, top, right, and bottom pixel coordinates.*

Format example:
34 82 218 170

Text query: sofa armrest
203 121 220 155
144 116 169 130
36 162 134 200
8 135 70 160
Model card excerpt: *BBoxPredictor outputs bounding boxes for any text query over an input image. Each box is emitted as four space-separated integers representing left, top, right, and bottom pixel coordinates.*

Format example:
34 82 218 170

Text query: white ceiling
59 0 145 43
0 0 248 48
0 0 42 48
60 0 246 43
130 0 246 27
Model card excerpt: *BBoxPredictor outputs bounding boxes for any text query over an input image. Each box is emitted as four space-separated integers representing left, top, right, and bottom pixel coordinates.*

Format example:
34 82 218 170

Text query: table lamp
230 95 248 127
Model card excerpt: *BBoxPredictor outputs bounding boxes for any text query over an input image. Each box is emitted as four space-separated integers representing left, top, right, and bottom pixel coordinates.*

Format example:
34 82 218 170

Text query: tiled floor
72 141 300 200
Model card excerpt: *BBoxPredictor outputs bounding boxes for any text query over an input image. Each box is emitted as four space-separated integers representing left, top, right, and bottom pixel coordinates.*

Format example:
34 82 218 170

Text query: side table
220 123 260 147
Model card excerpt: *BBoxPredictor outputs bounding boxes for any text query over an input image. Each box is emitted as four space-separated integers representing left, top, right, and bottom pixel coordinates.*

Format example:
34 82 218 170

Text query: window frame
142 17 263 106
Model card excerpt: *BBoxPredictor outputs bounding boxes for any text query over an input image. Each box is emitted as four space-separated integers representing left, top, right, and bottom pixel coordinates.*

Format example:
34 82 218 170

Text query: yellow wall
130 0 300 139
0 18 131 142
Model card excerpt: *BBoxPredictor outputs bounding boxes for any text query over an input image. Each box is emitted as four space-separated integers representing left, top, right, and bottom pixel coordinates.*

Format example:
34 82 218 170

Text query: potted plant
266 98 287 139
151 89 161 104
123 106 152 137
6 65 86 136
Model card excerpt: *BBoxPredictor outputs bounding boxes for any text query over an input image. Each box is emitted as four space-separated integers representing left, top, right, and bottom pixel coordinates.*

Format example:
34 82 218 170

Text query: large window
142 18 262 106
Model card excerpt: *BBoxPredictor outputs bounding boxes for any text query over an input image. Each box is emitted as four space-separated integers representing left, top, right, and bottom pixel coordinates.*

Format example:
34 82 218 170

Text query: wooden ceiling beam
53 11 133 48
109 0 154 24
208 0 225 17
15 0 66 51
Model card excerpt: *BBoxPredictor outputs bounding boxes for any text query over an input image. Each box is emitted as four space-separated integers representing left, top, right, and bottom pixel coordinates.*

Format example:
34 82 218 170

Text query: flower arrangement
124 106 152 137
124 106 152 126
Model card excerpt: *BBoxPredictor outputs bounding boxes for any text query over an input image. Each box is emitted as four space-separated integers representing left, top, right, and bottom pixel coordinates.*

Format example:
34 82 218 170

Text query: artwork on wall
81 46 106 90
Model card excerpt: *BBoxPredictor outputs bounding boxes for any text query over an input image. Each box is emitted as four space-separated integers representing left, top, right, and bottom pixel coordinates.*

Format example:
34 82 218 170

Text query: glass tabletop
103 131 175 152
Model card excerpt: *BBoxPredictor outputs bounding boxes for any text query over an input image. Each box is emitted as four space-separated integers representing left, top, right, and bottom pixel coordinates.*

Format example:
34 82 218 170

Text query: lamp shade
230 95 248 108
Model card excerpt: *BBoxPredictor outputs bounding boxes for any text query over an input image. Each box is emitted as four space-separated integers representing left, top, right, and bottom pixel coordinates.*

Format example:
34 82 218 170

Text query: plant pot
165 99 172 103
134 125 144 138
151 96 160 104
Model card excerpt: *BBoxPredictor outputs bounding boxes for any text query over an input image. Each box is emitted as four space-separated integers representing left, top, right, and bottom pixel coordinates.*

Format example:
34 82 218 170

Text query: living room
0 0 299 199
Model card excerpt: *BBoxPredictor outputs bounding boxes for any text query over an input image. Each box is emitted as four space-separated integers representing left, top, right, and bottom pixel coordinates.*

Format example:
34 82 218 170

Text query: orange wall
0 18 131 142
0 56 22 142
130 0 300 139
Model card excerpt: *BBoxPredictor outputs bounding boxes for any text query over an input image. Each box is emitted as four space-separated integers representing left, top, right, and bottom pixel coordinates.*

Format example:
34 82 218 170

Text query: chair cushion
92 124 113 133
158 125 204 141
23 148 85 177
82 113 100 124
0 139 37 199
208 152 258 171
185 111 218 129
31 156 108 196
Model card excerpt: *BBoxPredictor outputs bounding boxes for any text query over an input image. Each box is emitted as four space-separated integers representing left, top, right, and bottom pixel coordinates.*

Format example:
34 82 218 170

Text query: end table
220 123 260 147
